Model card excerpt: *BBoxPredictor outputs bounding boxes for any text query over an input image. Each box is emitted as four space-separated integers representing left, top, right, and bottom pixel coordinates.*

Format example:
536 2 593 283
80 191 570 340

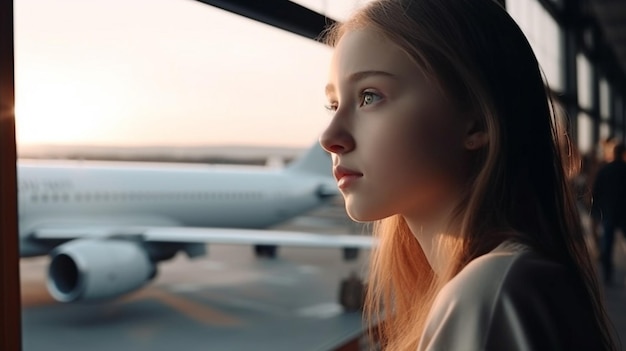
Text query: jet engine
46 239 156 303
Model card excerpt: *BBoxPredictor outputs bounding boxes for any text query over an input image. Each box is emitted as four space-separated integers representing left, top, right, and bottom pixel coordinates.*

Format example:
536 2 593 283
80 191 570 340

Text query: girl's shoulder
449 240 562 295
434 242 562 315
418 241 599 350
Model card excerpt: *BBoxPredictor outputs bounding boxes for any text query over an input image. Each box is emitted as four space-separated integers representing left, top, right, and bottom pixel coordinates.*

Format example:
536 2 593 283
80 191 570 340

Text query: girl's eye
359 91 382 107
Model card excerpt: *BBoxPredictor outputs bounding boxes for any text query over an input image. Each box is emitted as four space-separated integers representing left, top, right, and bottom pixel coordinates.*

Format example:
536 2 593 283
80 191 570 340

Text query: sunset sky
14 0 559 150
14 0 371 147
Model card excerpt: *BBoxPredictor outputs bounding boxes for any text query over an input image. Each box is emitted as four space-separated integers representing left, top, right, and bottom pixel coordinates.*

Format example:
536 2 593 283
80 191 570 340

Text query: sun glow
15 64 127 145
14 0 332 148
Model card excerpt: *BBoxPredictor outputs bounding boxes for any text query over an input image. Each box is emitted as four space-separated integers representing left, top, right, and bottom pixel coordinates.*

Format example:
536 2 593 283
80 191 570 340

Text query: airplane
16 143 374 304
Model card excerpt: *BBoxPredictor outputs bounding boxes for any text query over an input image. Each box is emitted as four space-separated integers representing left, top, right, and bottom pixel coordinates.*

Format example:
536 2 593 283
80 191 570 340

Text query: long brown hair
324 0 618 350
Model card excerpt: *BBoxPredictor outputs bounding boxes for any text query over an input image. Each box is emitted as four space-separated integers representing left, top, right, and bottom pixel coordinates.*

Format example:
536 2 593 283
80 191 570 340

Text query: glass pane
577 112 593 153
599 77 611 120
15 1 364 351
507 0 563 92
577 53 592 110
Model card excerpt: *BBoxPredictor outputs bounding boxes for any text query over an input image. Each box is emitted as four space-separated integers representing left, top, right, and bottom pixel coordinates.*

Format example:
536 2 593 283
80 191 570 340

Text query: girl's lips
333 166 363 189
337 174 362 189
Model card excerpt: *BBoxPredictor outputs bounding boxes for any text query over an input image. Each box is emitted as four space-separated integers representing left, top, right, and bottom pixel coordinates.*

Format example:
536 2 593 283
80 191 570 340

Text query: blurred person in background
593 142 626 285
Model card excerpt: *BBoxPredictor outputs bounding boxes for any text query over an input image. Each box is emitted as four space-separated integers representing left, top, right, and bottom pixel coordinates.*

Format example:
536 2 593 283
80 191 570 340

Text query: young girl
319 0 619 350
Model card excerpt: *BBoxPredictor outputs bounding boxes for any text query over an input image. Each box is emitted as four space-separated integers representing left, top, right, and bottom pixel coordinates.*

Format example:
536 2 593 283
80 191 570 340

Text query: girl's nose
319 117 355 155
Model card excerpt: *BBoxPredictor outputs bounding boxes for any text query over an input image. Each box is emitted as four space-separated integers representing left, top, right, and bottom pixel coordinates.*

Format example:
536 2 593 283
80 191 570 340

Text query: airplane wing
31 226 376 248
30 225 375 303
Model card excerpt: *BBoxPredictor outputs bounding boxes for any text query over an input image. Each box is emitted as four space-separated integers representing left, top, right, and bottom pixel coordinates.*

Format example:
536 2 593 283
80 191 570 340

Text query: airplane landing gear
342 247 360 261
339 271 365 312
254 245 278 259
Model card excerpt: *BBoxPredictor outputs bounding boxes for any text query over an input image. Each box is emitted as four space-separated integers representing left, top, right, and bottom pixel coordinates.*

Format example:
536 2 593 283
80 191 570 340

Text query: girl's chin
345 203 390 223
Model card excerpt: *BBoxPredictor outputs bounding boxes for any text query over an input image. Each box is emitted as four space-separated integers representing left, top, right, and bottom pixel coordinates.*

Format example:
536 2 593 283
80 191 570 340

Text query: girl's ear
464 118 488 150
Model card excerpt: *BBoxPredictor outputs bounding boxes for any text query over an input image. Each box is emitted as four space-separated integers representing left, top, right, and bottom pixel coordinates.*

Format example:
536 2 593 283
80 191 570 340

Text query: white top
417 242 602 351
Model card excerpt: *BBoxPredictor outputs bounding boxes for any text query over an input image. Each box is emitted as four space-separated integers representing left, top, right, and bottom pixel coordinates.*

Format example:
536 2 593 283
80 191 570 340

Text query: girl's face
320 28 473 223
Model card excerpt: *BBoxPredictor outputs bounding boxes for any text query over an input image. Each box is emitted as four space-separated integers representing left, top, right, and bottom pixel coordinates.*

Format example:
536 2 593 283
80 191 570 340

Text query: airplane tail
286 143 333 177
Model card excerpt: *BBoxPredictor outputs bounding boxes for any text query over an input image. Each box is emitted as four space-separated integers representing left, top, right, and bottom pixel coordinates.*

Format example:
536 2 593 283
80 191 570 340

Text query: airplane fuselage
17 160 335 257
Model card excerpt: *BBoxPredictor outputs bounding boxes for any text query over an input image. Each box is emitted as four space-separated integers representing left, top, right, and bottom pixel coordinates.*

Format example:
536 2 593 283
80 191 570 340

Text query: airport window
30 194 38 202
507 0 564 92
577 112 594 153
600 122 611 141
14 1 343 350
577 53 593 110
599 78 611 121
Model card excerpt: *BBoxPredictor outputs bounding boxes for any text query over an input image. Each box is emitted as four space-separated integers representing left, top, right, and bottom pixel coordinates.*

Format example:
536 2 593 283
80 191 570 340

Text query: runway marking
118 288 242 327
20 280 56 308
167 283 205 293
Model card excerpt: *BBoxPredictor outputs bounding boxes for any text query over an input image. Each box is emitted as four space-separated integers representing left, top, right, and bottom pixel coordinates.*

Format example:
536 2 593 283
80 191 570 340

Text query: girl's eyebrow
325 70 397 96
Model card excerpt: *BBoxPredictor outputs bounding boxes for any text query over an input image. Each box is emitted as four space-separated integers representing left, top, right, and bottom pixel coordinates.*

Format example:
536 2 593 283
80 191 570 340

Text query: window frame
0 1 21 350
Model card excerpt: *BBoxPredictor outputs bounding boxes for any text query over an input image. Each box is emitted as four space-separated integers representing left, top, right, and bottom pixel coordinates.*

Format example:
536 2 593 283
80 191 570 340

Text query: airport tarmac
20 204 626 351
20 206 372 351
